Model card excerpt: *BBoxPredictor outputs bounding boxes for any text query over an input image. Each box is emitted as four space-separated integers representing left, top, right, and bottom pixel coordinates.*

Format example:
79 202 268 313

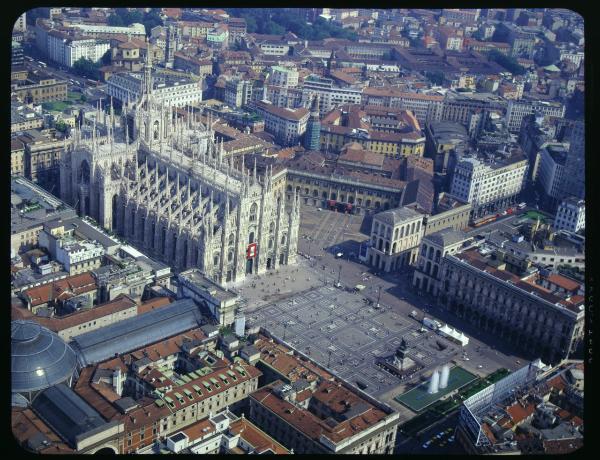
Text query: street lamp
376 285 382 309
337 264 342 287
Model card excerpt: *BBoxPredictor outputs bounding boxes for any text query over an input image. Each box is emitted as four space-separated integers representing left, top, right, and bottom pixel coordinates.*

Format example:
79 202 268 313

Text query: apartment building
107 72 202 107
38 221 105 276
536 143 568 205
246 335 400 454
70 22 146 38
11 176 78 257
18 129 66 192
269 65 299 88
11 106 44 133
224 78 253 108
11 72 68 104
362 87 445 126
11 139 26 176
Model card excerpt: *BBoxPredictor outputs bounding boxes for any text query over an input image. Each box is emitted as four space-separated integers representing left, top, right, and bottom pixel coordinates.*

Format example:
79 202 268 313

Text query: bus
517 202 527 209
472 215 498 228
37 61 47 67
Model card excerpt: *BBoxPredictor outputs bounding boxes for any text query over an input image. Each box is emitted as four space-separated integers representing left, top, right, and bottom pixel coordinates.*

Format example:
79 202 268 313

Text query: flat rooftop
11 177 77 234
179 269 238 302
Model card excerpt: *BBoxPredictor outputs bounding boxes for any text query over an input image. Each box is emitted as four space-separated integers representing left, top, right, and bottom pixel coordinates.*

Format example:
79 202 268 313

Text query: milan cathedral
59 55 299 284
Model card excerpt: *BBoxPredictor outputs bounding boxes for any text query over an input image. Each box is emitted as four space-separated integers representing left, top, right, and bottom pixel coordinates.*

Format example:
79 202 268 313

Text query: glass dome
11 320 78 397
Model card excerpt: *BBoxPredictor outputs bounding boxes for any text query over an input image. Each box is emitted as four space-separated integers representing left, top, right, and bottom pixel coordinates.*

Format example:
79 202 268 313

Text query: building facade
302 75 362 117
506 100 566 133
412 228 469 296
439 249 585 364
251 101 309 147
107 70 202 108
553 198 585 233
366 207 424 272
449 154 528 218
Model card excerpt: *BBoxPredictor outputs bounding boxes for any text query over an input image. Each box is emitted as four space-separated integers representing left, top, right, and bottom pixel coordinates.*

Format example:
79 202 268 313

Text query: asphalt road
395 411 466 455
24 54 101 91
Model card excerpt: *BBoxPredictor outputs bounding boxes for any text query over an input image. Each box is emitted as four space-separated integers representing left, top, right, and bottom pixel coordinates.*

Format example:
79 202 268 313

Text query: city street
395 412 467 455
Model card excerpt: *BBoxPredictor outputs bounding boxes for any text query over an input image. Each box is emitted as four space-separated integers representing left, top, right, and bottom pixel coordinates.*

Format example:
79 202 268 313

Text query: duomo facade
60 57 299 285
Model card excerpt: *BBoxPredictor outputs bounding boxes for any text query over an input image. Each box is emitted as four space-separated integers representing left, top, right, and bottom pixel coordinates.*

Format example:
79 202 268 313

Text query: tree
142 9 163 35
245 16 257 33
54 120 68 133
101 49 112 66
425 70 445 85
107 13 124 26
72 57 100 80
487 50 525 75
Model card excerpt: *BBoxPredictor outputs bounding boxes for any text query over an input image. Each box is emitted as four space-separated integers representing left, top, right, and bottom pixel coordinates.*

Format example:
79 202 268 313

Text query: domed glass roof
11 320 78 394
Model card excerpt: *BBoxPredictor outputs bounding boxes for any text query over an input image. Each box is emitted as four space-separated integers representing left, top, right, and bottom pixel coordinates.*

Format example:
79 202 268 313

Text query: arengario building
60 56 299 285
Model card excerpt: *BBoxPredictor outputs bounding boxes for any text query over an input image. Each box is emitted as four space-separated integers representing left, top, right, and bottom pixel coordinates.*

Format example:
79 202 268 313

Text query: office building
449 149 528 218
554 198 585 233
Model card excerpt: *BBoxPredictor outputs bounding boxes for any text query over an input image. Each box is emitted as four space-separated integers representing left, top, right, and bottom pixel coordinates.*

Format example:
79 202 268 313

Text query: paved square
247 285 462 398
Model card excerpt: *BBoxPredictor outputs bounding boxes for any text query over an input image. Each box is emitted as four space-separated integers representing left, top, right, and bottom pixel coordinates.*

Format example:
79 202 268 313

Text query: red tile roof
22 272 97 307
506 401 536 425
250 380 388 444
12 294 136 333
229 418 290 454
546 274 580 292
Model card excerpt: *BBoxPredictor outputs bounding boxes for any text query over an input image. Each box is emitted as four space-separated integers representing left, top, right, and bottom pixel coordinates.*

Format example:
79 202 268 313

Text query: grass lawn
67 92 84 101
524 210 549 223
42 100 72 112
395 366 478 413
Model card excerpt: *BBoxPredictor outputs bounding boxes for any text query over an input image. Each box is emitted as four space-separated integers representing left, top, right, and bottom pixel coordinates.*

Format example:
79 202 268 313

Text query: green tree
488 50 525 75
107 13 124 26
245 16 257 33
55 120 68 133
101 49 112 66
72 57 100 80
425 70 445 85
142 8 163 35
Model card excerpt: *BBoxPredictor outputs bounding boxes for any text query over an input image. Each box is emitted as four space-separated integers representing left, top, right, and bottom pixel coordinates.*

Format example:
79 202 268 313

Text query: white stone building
107 70 202 107
366 206 424 272
251 101 309 147
554 198 585 233
505 99 565 133
412 228 469 296
537 143 568 202
269 66 299 88
302 75 362 117
70 23 146 38
60 56 299 285
449 152 528 218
